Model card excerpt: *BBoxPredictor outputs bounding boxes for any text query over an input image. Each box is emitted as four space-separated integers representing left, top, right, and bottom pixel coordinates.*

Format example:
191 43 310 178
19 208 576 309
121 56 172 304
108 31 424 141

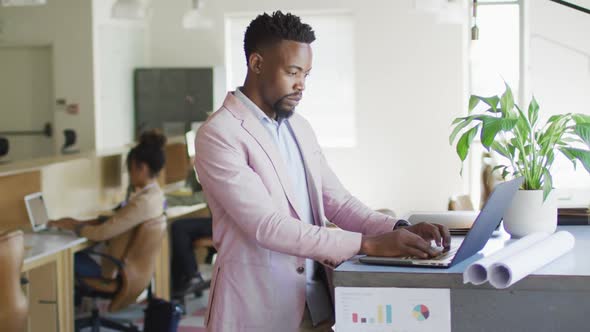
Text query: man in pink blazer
195 11 450 332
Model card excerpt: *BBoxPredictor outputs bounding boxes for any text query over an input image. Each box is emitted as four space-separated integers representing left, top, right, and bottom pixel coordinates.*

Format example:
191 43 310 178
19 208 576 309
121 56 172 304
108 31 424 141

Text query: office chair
0 230 28 332
75 215 167 332
0 137 9 158
62 129 78 154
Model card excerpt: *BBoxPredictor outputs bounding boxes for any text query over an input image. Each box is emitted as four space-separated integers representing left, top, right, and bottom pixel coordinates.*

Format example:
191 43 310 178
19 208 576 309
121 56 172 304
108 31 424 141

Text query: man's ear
248 53 263 74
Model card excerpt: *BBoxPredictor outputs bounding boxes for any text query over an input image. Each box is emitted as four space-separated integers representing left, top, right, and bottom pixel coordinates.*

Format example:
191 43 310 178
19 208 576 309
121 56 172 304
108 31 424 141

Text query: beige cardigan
80 183 165 278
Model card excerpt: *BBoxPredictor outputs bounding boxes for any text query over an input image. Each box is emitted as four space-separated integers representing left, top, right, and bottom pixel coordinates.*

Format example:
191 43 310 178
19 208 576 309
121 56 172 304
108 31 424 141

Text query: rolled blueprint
488 231 575 289
463 232 549 285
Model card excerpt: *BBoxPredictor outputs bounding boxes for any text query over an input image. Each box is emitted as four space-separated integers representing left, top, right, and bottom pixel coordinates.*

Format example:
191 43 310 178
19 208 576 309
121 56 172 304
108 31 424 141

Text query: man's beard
272 93 301 120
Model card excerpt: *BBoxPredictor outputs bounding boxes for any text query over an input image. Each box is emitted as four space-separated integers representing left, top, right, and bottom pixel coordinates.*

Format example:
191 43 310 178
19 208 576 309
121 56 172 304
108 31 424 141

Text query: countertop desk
23 232 87 332
334 226 590 332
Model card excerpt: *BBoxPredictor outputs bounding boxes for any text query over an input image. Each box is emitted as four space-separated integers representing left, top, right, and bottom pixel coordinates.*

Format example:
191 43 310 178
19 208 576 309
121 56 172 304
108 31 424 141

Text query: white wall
0 46 53 161
92 0 149 150
0 0 96 153
148 0 468 215
529 0 590 191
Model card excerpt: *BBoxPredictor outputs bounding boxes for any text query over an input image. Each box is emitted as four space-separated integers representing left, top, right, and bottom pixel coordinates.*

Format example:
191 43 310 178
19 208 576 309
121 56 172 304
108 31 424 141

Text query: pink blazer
195 92 396 332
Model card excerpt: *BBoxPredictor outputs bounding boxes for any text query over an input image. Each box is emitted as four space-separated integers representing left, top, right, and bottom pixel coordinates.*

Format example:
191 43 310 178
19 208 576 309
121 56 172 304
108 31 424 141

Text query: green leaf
492 165 506 173
523 144 533 156
456 125 480 162
559 148 577 170
542 169 553 202
469 95 500 113
561 148 590 174
515 105 531 139
500 83 515 115
449 120 473 145
492 165 511 179
545 150 555 169
480 117 518 148
507 144 517 159
560 137 584 144
452 114 491 125
574 123 590 147
491 141 510 159
468 95 479 113
528 96 539 127
547 115 562 123
452 117 464 125
573 114 590 124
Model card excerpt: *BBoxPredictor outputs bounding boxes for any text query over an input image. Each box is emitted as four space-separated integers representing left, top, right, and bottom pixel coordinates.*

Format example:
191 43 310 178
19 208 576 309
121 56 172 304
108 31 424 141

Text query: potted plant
449 83 590 238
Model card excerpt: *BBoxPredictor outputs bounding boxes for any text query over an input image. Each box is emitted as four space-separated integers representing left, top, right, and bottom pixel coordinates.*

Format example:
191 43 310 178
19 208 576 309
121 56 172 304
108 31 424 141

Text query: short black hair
244 10 316 64
127 129 167 177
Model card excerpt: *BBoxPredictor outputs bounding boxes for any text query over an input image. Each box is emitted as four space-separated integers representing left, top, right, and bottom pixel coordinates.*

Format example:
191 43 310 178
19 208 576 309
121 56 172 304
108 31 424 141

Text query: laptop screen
25 193 49 231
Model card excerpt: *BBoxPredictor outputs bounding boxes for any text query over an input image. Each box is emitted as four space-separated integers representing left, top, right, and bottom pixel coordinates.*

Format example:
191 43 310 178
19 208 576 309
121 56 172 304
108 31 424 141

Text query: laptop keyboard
401 247 458 260
430 247 458 260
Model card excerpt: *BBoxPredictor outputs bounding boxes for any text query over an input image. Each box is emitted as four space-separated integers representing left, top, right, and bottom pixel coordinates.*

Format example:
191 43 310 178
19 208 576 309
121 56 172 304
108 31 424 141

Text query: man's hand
47 218 81 231
405 222 451 249
359 228 440 258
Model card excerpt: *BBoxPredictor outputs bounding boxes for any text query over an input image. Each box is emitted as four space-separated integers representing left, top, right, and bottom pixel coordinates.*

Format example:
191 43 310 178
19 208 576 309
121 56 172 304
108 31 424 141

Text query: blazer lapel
288 115 323 227
223 93 304 220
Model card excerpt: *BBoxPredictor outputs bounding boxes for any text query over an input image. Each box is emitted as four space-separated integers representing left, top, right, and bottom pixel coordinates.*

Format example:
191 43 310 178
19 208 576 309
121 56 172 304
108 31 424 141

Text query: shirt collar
234 87 284 125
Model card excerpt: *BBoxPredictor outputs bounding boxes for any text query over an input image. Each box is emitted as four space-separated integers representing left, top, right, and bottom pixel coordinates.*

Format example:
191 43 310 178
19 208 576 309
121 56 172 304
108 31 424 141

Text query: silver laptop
359 177 524 268
24 192 51 232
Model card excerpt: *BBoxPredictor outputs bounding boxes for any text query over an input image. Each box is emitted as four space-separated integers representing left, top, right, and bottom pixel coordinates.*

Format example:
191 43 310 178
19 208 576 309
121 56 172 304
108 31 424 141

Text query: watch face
396 220 411 228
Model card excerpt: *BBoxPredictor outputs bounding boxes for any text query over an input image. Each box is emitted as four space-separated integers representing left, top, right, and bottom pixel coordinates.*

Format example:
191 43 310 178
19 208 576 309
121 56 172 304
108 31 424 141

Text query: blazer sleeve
195 123 362 264
319 150 397 236
80 194 157 242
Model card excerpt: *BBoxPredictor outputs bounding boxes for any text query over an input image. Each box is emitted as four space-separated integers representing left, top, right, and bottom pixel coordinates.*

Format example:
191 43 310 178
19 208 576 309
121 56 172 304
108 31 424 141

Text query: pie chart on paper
412 304 430 321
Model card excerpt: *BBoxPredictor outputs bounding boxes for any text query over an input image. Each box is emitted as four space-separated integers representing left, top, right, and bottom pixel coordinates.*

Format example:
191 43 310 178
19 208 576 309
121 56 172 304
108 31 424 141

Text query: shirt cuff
393 219 411 230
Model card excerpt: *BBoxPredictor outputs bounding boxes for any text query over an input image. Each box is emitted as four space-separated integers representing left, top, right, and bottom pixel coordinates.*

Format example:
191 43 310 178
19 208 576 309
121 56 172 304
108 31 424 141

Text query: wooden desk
334 226 590 331
23 232 86 332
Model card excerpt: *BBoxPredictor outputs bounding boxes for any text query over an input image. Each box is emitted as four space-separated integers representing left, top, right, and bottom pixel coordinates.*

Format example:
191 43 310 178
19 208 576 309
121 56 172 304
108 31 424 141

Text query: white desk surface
165 203 207 220
24 232 87 266
23 201 207 266
74 202 207 222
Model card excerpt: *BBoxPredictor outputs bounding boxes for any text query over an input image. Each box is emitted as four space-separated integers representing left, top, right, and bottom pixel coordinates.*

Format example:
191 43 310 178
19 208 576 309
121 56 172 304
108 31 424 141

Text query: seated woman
49 130 166 280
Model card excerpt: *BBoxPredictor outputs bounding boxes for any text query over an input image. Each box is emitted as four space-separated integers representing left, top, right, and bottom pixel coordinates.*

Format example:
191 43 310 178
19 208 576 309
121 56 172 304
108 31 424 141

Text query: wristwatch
393 219 411 230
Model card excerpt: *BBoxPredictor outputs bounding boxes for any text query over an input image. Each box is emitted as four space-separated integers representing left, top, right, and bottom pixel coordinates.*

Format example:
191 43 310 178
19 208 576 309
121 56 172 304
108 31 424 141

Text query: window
469 0 590 205
468 1 520 208
470 2 520 99
225 12 356 147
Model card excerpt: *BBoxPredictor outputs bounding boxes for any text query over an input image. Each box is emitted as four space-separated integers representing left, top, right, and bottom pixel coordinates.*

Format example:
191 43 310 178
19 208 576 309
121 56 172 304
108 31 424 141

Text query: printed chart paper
335 287 450 332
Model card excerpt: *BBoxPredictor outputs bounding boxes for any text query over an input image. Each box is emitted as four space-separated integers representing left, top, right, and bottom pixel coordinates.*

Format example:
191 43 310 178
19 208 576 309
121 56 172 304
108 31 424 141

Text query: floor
79 265 212 332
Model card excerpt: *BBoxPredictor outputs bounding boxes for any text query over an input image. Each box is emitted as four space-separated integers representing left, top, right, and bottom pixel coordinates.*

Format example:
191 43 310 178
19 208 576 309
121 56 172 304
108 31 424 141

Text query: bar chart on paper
335 287 450 332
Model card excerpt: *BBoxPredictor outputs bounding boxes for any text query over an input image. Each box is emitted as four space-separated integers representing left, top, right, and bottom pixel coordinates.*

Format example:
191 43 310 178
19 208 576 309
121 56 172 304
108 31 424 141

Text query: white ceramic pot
503 190 557 238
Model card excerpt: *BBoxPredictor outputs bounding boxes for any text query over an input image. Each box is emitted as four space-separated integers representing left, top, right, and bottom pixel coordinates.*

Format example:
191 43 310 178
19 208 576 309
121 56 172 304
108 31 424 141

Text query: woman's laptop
359 177 524 268
24 192 51 232
24 192 78 235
